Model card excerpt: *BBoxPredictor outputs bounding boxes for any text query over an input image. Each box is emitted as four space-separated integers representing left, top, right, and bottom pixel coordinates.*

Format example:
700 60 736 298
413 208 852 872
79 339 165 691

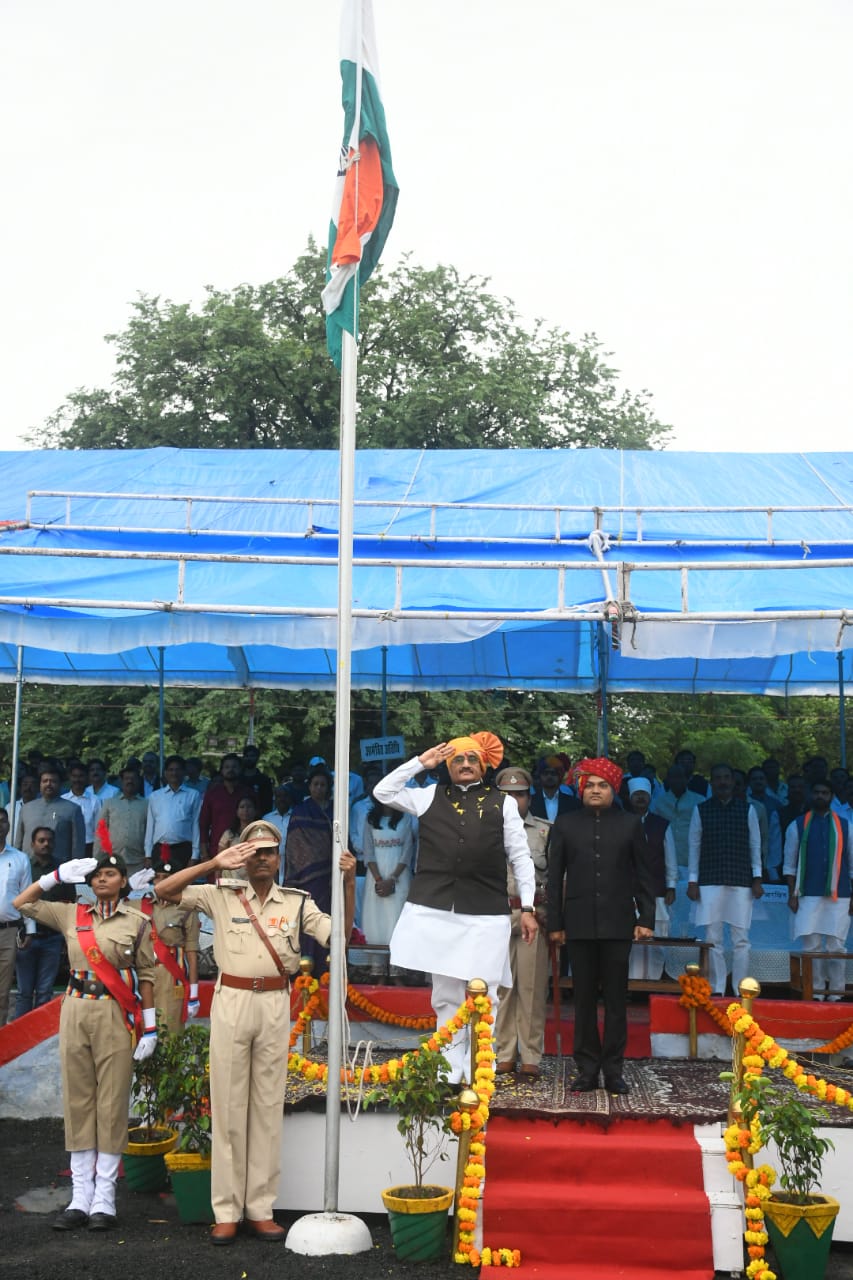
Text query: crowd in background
1 739 852 1027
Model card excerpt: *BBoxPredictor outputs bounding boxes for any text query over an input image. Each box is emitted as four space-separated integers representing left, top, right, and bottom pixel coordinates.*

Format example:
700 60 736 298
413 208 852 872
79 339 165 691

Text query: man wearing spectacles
374 733 538 1083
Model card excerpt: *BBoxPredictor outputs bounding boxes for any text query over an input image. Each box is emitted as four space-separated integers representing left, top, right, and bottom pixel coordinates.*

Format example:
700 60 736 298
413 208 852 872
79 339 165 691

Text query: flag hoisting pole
287 4 393 1248
325 323 358 1213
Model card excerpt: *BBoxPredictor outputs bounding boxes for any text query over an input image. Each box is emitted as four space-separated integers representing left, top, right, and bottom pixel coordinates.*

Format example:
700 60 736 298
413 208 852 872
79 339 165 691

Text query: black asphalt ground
3 1118 853 1279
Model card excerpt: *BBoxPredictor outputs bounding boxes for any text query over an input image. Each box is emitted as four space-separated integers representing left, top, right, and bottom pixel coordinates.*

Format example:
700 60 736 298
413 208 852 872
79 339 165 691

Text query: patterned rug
286 1050 853 1128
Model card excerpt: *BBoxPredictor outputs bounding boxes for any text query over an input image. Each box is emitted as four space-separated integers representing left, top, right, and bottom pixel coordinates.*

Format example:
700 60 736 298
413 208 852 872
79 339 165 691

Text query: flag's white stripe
340 0 381 86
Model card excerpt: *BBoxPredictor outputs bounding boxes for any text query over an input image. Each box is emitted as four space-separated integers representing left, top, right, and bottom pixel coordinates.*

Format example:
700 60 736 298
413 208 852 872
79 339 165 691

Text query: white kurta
375 756 535 989
782 816 853 941
687 802 762 927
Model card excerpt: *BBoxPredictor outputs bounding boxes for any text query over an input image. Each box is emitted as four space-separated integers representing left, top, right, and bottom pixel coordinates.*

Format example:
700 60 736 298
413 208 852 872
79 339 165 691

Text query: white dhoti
692 885 755 995
391 902 511 1083
793 897 851 998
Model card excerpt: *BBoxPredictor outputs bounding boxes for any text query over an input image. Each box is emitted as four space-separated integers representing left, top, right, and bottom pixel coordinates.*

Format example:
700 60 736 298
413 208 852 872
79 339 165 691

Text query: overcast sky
2 0 851 454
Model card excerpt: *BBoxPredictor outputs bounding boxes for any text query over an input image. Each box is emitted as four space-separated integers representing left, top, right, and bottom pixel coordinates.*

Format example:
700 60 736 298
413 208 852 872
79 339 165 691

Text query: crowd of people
0 735 851 1239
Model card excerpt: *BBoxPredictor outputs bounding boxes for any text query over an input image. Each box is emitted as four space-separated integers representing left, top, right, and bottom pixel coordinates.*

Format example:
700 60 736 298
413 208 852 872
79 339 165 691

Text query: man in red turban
547 758 656 1095
375 734 539 1083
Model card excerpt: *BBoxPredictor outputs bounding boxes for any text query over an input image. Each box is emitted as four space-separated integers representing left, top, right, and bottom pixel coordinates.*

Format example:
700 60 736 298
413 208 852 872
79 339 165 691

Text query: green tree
42 243 669 453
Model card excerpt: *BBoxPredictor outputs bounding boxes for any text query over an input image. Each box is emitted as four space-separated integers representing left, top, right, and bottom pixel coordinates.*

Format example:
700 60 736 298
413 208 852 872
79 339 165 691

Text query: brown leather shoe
245 1218 286 1242
210 1222 238 1246
495 1061 516 1075
519 1064 541 1078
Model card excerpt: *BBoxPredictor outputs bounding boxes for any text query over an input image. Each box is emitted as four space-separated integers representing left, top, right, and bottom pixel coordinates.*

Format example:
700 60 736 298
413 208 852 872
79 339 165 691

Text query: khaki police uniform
19 898 155 1153
150 899 201 1034
180 880 331 1225
495 810 552 1069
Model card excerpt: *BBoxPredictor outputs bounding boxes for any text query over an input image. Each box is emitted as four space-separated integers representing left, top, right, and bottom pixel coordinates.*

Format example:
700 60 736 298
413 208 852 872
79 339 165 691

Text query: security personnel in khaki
14 850 157 1231
134 854 201 1034
493 768 552 1077
156 820 356 1246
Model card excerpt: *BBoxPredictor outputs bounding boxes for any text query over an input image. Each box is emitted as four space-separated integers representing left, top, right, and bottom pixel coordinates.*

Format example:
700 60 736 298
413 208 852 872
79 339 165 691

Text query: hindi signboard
359 735 406 763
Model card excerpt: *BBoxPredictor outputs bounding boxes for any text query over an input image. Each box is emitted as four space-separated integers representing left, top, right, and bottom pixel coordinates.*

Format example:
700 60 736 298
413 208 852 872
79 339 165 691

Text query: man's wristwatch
521 906 535 914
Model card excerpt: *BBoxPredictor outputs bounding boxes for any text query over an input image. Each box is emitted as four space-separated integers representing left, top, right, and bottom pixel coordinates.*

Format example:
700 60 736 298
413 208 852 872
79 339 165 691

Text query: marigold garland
345 984 435 1030
677 972 735 1034
449 998 519 1268
721 1001 853 1280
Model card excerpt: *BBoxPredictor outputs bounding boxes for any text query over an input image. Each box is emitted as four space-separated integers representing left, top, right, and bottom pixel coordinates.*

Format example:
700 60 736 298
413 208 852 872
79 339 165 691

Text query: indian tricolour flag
321 0 399 369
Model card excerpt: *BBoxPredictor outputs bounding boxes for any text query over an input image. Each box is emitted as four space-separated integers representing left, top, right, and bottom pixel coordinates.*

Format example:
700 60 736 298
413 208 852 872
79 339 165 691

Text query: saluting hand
56 857 99 884
417 743 454 770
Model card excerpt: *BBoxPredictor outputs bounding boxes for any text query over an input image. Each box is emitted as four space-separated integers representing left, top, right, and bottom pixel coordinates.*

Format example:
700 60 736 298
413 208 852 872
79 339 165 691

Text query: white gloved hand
133 1030 158 1061
186 1000 201 1020
57 857 99 884
128 868 156 892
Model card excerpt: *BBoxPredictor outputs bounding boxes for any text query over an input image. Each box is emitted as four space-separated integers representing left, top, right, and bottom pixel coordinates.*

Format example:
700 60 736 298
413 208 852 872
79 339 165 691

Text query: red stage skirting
650 994 853 1042
1 984 660 1068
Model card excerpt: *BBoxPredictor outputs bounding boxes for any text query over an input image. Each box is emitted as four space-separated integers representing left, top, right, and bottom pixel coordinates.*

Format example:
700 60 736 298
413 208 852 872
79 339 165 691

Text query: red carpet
481 1114 714 1279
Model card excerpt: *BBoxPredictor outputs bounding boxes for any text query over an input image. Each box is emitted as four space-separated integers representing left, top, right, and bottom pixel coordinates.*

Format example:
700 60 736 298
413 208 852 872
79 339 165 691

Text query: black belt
0 920 20 930
68 976 110 998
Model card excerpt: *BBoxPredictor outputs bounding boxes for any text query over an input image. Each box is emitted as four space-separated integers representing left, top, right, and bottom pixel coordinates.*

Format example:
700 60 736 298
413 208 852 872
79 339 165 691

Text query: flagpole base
285 1210 373 1256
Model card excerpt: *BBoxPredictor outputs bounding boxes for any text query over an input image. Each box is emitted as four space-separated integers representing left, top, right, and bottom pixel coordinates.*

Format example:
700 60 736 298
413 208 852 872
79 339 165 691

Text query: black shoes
52 1208 88 1231
571 1075 599 1092
88 1213 116 1231
605 1076 630 1095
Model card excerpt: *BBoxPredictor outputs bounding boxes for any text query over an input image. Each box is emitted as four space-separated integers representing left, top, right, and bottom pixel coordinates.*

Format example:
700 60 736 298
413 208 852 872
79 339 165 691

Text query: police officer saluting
155 820 356 1245
13 849 157 1231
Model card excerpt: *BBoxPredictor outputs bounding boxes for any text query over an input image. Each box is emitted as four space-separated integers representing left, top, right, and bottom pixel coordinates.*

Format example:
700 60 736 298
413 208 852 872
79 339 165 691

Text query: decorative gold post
299 956 314 1057
728 976 760 1137
452 1087 481 1257
466 978 488 1085
684 963 700 1059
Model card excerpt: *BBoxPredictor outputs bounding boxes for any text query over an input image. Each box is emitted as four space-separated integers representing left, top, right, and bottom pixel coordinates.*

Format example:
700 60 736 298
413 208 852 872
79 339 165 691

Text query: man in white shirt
375 733 537 1083
262 784 296 882
63 761 102 852
144 755 201 870
650 765 703 867
0 809 31 1025
85 758 119 803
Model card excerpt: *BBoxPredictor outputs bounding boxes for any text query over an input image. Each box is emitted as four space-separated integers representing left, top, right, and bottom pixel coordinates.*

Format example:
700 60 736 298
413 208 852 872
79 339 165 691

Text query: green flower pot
164 1151 214 1224
381 1186 453 1262
764 1193 840 1280
123 1127 178 1193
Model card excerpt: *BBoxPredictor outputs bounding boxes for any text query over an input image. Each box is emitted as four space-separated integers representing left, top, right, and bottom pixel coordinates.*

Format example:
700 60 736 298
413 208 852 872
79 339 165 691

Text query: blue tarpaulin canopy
2 447 853 694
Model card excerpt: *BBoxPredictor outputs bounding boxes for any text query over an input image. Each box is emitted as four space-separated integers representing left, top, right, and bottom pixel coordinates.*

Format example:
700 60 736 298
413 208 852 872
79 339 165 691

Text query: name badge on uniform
230 916 250 924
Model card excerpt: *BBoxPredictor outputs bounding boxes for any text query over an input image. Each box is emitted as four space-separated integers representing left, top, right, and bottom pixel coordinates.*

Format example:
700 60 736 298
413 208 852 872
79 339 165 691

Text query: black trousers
565 937 633 1081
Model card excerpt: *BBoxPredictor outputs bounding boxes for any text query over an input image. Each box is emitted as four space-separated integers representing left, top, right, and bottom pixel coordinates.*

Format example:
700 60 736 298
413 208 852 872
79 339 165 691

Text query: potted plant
156 1023 214 1223
368 1041 455 1262
729 1069 839 1280
124 1024 178 1192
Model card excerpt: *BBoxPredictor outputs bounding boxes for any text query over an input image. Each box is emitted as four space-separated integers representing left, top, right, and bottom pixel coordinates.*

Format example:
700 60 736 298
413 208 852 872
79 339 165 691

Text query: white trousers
703 919 751 995
801 932 847 999
431 974 501 1084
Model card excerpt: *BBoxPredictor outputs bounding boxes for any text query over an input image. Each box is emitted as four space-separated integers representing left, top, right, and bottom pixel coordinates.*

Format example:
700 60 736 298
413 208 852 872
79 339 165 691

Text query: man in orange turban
375 734 539 1083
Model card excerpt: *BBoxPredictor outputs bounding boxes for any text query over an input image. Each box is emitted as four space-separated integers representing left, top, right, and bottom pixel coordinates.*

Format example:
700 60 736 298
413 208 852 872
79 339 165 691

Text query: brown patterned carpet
286 1050 853 1128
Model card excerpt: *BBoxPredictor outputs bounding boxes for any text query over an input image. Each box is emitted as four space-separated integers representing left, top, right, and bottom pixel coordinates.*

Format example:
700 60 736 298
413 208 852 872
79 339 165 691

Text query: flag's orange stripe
331 138 384 267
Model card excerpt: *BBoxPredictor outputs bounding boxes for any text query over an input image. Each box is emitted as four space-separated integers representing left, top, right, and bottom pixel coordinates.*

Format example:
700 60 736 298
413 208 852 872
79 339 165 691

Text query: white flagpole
324 319 357 1211
288 4 372 1251
325 0 363 1227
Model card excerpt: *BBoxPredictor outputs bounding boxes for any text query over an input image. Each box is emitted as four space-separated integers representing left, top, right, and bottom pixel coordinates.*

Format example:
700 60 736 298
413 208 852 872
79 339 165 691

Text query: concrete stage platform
2 984 853 1271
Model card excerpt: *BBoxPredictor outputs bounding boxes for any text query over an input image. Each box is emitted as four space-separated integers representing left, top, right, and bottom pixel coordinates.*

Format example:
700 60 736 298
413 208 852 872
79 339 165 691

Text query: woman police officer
14 849 157 1230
